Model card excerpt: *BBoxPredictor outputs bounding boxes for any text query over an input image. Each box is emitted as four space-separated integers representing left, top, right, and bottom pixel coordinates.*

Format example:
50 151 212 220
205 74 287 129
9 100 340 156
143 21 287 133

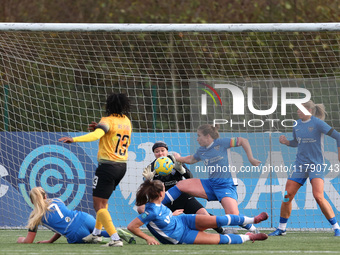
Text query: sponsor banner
0 132 339 228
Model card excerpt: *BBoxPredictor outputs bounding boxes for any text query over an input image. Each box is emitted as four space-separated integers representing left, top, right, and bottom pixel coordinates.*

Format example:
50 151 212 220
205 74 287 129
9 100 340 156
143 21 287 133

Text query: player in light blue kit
269 100 340 236
17 187 134 244
128 180 268 245
161 124 261 232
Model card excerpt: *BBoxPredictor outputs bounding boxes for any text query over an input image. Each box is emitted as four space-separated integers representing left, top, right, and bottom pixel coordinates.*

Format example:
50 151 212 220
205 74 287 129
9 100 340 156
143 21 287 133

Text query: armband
96 123 109 133
328 128 340 147
28 226 38 232
230 137 239 147
288 139 298 147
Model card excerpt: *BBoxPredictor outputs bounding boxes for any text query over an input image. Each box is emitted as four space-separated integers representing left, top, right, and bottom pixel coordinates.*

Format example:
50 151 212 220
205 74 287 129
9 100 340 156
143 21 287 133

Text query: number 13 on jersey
114 134 130 156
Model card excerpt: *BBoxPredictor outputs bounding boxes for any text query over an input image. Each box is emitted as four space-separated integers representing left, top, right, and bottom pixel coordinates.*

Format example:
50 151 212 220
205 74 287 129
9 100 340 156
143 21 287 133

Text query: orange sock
97 208 117 236
94 204 108 230
95 218 103 231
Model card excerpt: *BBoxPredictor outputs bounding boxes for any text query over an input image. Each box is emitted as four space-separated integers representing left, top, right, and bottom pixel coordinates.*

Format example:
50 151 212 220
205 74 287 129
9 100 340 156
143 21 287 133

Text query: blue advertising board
1 132 339 228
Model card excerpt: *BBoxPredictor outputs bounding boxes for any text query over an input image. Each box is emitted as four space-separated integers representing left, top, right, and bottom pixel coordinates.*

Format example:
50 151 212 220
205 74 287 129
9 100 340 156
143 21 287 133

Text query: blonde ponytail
26 187 51 230
314 104 326 120
303 100 326 120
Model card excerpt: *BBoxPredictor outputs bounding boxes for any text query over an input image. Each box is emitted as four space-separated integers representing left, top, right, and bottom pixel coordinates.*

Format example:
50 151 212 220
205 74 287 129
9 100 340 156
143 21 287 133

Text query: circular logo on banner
18 145 86 210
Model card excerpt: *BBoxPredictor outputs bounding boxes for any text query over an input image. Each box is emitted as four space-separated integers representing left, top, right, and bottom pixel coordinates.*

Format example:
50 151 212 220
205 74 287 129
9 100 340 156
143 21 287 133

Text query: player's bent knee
313 194 325 204
283 190 295 203
196 208 209 215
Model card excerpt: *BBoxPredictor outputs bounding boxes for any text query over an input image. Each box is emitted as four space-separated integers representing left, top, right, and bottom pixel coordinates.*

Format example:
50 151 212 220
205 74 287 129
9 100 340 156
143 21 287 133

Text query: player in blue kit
128 180 268 245
140 141 236 235
17 187 134 244
269 100 340 236
161 124 261 232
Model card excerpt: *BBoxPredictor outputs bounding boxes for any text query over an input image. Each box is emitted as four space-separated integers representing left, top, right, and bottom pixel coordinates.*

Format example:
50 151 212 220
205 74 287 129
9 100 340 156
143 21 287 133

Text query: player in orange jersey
59 93 133 247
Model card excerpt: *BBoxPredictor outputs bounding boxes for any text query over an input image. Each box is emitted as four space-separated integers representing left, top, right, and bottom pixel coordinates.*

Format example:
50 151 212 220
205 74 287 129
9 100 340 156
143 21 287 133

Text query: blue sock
328 217 337 225
162 186 182 205
280 216 288 223
219 234 229 244
219 234 243 244
278 216 289 230
216 215 244 227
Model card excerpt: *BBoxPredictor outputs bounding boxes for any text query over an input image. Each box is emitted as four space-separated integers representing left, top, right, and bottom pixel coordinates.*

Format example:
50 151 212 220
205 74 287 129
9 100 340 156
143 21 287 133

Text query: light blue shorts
288 165 324 185
178 214 199 244
147 214 199 244
200 178 238 202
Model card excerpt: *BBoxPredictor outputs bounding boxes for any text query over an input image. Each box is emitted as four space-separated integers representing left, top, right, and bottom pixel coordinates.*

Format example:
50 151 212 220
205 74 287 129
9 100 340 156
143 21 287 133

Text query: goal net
0 23 339 229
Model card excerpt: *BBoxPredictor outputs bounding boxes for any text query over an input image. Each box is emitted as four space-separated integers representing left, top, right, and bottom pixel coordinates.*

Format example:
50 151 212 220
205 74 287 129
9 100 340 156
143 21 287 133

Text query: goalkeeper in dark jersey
139 141 236 236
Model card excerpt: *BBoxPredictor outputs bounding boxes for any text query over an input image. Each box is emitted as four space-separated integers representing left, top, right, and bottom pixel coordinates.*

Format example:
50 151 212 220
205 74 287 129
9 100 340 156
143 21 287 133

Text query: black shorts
92 162 126 199
165 193 204 214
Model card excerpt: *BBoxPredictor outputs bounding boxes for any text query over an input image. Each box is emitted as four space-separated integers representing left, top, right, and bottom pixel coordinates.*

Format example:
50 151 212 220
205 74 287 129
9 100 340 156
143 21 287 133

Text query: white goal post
0 23 340 230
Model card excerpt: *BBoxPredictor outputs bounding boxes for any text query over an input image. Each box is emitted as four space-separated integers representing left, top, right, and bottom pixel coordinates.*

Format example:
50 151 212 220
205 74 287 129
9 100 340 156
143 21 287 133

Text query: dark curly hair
105 93 130 117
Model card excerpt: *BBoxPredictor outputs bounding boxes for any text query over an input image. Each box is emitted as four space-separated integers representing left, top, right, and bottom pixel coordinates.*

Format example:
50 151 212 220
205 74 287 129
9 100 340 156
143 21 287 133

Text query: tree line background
0 0 340 133
1 0 340 23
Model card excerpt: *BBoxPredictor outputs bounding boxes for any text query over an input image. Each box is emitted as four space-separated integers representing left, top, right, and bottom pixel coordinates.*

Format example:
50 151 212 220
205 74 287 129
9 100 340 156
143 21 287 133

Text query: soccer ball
154 156 174 176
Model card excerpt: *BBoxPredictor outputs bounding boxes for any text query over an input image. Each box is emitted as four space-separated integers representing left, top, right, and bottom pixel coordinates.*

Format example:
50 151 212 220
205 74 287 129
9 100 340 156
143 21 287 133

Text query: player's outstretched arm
59 128 105 143
173 152 198 164
37 233 61 243
58 137 74 143
127 218 159 245
237 137 261 166
17 231 36 243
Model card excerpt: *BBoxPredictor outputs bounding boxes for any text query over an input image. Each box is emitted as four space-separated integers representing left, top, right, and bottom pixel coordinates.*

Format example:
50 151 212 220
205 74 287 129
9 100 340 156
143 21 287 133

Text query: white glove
170 154 186 175
142 165 155 180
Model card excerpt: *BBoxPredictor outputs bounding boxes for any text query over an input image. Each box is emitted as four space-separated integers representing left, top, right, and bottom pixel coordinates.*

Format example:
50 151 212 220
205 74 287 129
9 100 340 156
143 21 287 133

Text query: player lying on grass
128 180 268 245
17 187 135 244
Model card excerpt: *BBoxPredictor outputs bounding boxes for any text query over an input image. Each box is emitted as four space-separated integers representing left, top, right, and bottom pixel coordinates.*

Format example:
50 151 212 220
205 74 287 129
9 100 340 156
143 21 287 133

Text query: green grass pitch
1 229 339 255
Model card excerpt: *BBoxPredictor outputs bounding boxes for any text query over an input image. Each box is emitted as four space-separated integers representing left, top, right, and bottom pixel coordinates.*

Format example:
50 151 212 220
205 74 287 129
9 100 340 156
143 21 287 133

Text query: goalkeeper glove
142 165 155 180
171 154 186 175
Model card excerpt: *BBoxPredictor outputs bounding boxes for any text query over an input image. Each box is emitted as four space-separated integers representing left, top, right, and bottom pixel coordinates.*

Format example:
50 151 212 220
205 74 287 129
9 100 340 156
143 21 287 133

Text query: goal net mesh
0 25 339 229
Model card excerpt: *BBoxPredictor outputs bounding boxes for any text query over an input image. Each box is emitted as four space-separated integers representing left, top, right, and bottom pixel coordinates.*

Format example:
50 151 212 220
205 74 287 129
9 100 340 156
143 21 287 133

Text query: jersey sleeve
316 118 332 135
96 117 110 133
219 137 234 149
328 128 340 147
72 128 105 142
193 151 201 161
137 210 157 225
288 128 298 147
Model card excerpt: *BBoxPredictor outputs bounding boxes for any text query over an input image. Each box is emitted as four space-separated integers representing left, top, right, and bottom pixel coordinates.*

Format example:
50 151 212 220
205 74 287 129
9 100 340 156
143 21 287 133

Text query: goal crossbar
0 22 340 32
